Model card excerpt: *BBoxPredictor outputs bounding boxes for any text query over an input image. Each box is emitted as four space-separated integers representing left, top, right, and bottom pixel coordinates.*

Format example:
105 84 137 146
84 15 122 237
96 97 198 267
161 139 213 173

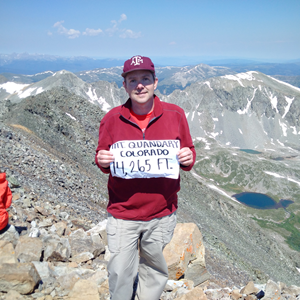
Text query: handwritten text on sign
110 140 180 179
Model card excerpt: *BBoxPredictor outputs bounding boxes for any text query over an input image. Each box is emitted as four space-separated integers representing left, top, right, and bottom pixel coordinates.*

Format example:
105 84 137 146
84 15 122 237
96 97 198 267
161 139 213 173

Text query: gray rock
264 280 282 299
0 241 18 264
67 279 100 300
0 225 20 247
3 289 25 300
15 236 43 263
282 285 300 297
0 262 41 294
50 221 67 237
68 228 95 257
6 175 20 188
184 263 210 287
43 236 71 262
82 268 107 286
31 261 53 283
70 251 94 264
28 227 40 238
87 220 108 246
90 233 105 257
38 218 53 228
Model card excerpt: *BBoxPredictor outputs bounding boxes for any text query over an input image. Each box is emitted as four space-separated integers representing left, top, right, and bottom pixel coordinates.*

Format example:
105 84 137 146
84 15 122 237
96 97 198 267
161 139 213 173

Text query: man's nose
136 81 144 89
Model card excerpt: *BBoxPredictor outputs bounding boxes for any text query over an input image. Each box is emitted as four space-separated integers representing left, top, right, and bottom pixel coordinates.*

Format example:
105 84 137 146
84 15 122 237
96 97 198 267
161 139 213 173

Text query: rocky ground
1 171 300 300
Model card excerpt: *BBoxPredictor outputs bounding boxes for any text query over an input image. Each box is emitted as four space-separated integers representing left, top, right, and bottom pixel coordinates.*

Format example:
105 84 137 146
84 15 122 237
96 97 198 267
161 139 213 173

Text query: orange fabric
0 173 12 230
130 109 153 132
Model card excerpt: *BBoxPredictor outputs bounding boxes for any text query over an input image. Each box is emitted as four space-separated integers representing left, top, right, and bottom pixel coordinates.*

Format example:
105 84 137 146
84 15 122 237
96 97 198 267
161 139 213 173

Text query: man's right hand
96 150 115 168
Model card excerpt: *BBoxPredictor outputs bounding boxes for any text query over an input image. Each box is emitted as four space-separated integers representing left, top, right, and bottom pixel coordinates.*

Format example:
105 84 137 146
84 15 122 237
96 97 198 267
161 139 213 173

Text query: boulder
90 233 105 257
50 221 67 236
31 261 54 285
231 289 243 300
67 279 100 300
87 219 108 245
0 241 18 264
0 262 41 294
240 281 259 295
282 285 300 297
184 264 210 287
68 228 94 256
0 224 20 247
174 286 207 300
3 289 25 300
83 269 107 286
68 228 104 259
43 235 71 262
70 251 94 264
53 265 95 293
15 236 43 263
264 280 281 299
163 223 206 281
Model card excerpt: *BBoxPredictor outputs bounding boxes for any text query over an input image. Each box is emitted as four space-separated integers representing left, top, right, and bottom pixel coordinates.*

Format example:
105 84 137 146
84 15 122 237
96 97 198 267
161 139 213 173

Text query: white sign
110 140 180 179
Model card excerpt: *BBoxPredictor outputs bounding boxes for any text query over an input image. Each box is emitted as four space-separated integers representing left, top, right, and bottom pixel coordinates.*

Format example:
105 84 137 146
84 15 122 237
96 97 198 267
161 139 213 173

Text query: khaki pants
106 212 177 300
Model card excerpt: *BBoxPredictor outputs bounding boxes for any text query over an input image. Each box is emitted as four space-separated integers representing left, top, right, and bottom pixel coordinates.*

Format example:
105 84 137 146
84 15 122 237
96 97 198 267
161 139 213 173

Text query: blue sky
1 0 300 63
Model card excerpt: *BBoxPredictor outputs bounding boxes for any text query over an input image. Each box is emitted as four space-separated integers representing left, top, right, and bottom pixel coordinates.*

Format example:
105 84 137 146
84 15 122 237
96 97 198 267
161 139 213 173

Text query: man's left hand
177 147 193 167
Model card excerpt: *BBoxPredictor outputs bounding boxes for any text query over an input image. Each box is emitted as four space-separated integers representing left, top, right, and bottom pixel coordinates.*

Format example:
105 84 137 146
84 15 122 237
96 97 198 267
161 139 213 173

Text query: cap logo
131 56 143 66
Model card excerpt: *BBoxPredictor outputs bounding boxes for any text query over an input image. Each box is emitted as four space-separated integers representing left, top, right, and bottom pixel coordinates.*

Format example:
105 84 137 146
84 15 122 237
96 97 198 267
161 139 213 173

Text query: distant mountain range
1 53 300 92
0 53 124 74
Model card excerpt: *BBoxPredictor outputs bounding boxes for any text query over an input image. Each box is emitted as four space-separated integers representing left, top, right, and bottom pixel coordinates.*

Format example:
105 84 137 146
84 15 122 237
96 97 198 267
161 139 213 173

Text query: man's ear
154 77 158 90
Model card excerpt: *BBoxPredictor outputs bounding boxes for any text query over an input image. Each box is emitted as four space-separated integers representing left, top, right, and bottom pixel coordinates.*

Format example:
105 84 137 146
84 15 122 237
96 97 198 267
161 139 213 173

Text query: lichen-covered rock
163 223 205 281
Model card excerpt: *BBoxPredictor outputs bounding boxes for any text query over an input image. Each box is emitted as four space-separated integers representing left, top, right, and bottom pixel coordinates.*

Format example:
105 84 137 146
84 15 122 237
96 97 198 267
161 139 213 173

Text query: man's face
123 70 158 106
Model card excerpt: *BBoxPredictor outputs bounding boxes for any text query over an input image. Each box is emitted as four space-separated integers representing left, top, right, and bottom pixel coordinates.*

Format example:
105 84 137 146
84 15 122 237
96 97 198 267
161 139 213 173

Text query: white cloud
120 29 142 39
51 14 140 40
53 21 80 39
106 14 139 38
106 20 118 36
119 14 127 22
83 28 103 36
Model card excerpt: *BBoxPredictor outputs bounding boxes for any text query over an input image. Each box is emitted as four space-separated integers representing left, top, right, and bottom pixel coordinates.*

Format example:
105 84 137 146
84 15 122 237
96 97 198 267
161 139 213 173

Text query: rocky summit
1 65 300 298
0 170 300 299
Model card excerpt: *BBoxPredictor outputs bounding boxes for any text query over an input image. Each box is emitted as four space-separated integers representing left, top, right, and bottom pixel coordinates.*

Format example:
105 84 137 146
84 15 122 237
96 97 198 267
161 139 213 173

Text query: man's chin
133 95 149 102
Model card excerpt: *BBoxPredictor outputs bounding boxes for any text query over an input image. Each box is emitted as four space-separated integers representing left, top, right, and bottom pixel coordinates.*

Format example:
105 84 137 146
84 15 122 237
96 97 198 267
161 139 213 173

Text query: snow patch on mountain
96 97 111 112
222 72 261 87
282 96 294 118
207 183 239 202
279 120 288 136
237 88 257 115
66 112 77 120
86 87 99 101
26 71 54 77
204 81 213 90
18 86 44 98
0 82 29 94
264 171 300 187
268 75 300 93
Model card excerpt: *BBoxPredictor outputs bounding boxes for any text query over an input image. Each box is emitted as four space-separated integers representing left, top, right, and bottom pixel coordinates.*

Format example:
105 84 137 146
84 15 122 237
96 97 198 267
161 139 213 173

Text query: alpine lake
232 192 294 210
236 149 294 209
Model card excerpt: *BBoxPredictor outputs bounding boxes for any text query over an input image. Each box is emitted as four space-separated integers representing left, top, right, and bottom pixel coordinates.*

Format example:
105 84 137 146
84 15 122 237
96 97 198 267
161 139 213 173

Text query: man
95 55 196 300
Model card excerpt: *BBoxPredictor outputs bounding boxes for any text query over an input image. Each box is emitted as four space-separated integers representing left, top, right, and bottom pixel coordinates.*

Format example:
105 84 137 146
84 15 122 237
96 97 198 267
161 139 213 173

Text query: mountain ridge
1 67 300 286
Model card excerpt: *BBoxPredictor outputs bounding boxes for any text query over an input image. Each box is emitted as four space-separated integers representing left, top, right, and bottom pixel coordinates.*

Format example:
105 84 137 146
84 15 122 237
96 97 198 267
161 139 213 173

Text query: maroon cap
122 55 155 77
